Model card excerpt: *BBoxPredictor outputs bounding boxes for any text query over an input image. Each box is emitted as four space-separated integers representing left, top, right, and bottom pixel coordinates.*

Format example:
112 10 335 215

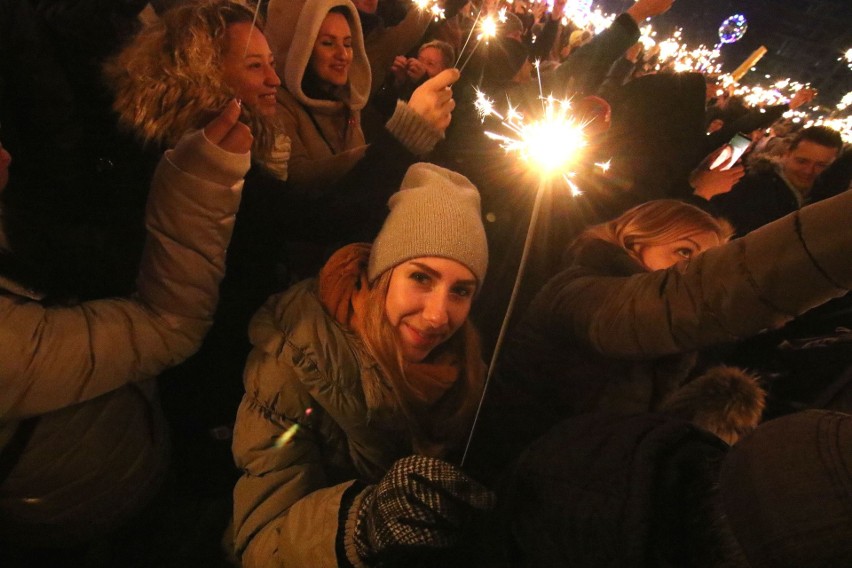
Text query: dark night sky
597 0 852 107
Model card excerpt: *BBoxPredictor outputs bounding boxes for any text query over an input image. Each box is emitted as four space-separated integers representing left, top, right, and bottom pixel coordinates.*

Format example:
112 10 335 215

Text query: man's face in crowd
781 140 838 194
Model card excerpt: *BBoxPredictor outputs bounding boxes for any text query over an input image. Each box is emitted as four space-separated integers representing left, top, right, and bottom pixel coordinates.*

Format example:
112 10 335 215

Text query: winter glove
350 455 495 566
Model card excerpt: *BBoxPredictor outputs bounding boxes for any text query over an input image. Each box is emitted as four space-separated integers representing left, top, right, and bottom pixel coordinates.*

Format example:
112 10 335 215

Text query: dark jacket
496 413 731 568
467 188 852 481
709 160 799 237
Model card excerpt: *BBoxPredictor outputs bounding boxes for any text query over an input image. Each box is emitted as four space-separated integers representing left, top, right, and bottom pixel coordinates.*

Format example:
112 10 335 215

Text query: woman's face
385 257 477 363
635 230 720 271
221 22 281 116
310 12 353 88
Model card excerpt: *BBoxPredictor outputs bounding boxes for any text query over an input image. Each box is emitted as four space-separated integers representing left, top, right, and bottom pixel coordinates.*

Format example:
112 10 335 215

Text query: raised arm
0 102 251 419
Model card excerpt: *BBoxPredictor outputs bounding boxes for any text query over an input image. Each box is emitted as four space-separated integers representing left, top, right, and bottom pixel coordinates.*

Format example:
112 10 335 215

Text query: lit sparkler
462 80 593 466
412 0 445 21
473 89 587 193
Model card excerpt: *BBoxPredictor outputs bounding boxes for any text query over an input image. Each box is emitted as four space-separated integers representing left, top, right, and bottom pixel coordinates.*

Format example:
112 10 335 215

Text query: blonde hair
358 269 485 459
105 0 284 172
576 200 734 266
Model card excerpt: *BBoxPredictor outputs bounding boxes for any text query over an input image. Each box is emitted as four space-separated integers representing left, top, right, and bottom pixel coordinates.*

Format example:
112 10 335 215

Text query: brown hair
358 269 485 459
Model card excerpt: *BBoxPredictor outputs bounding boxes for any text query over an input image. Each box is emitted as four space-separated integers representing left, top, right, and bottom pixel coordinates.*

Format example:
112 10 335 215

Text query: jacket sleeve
0 130 248 419
535 188 852 359
233 305 356 568
548 12 640 97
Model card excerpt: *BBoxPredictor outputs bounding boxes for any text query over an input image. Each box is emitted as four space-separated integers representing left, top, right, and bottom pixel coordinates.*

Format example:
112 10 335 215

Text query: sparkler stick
460 178 547 466
455 6 484 68
274 407 313 448
242 0 263 59
460 88 588 467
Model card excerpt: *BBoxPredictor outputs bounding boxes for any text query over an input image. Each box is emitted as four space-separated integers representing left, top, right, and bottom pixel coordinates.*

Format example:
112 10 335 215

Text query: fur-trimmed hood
266 0 371 112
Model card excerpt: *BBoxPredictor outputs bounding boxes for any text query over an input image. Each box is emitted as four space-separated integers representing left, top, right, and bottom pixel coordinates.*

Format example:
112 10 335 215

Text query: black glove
351 455 495 565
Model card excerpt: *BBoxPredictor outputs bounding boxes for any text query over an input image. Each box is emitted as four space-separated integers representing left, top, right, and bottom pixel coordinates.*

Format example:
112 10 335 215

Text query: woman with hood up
262 0 460 261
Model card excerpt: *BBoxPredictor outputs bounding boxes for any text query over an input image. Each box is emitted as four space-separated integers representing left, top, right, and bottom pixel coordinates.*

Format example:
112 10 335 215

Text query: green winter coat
233 280 410 567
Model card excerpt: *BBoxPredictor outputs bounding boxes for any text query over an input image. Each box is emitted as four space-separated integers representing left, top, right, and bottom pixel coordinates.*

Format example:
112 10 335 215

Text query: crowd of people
1 0 850 567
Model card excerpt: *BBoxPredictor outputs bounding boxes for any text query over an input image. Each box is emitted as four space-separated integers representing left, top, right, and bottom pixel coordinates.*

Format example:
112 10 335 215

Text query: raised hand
408 68 460 133
203 99 253 154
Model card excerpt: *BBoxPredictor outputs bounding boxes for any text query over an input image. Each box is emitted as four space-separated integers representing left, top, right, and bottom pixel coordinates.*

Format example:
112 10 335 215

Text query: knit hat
719 410 852 568
368 163 488 285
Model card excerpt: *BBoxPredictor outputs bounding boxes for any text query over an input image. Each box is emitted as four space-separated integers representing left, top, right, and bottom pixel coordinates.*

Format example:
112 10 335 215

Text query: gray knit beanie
368 163 488 285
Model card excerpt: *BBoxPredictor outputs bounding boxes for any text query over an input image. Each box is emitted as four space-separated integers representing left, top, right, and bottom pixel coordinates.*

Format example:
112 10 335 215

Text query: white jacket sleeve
0 130 249 419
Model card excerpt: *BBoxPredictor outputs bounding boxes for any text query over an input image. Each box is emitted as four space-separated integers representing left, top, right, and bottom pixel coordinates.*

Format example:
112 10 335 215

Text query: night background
598 0 852 110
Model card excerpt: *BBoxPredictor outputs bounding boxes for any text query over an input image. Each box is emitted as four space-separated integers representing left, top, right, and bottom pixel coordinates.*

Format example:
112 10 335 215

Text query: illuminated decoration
718 14 748 45
730 46 768 82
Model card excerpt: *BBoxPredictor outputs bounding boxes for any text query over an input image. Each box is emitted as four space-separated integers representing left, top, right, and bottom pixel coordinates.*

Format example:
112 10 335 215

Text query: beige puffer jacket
0 130 248 546
265 0 443 198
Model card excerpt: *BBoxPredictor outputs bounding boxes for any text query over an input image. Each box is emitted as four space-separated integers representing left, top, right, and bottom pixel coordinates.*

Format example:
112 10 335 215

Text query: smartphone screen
709 132 752 170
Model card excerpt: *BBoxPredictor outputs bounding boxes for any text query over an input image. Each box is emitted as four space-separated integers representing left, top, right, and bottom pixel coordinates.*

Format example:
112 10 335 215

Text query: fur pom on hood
265 0 371 112
659 365 766 445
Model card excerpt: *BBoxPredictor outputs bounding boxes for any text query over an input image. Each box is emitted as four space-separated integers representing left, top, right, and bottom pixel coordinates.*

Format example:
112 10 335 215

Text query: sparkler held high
461 79 593 466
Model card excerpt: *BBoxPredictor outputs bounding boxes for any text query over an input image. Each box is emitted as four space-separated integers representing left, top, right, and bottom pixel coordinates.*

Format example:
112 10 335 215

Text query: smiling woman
221 22 282 117
105 0 289 179
232 163 494 567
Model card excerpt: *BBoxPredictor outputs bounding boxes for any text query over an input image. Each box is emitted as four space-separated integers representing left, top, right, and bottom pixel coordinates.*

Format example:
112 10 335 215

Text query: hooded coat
468 187 852 481
0 130 247 546
261 0 444 250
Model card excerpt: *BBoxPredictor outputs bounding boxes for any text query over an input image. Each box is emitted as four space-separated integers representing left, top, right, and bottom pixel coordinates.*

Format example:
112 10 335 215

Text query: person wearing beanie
232 163 493 567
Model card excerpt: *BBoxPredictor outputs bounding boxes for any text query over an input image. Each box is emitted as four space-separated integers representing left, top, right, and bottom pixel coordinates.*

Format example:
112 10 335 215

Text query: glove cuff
337 481 371 568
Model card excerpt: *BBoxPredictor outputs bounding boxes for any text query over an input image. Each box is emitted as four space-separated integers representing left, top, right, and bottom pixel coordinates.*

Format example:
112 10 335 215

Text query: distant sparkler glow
412 0 445 21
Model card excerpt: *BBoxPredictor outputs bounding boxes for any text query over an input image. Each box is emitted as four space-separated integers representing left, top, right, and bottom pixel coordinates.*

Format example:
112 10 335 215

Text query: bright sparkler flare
412 0 445 21
475 90 587 192
478 15 499 40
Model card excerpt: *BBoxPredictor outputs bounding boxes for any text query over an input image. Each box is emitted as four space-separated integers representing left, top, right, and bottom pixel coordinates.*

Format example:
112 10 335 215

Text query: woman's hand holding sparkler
203 99 253 154
408 68 460 132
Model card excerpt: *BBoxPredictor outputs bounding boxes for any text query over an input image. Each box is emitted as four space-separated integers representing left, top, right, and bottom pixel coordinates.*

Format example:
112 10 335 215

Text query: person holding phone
704 125 843 237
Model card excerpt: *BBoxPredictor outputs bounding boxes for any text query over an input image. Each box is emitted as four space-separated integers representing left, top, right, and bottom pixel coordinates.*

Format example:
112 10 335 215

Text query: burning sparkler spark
412 0 445 21
474 90 587 192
